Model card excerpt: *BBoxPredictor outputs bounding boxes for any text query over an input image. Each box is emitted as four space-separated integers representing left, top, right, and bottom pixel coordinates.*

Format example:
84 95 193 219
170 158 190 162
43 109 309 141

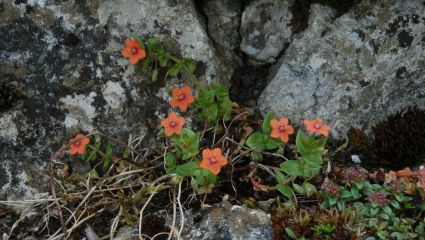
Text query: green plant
274 129 327 198
194 83 233 124
245 112 282 161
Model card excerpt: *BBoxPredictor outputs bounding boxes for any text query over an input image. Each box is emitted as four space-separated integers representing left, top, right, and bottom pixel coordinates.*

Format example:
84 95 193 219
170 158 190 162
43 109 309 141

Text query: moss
363 107 425 170
348 127 371 154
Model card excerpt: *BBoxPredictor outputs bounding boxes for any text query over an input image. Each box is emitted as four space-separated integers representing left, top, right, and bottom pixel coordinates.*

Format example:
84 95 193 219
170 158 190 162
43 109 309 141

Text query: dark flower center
131 47 137 54
178 93 185 101
209 157 217 164
74 141 81 147
169 120 177 128
278 126 286 133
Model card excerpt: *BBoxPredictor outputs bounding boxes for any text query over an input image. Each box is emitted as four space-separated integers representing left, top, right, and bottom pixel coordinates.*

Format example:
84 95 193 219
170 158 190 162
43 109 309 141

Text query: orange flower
160 112 186 137
121 38 146 64
200 148 228 175
170 86 195 112
304 119 331 137
69 134 90 155
270 117 294 143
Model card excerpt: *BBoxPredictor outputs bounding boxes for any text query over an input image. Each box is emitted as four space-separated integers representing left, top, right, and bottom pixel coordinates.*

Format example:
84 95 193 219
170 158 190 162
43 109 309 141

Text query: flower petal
178 102 188 112
121 48 132 57
280 133 289 143
199 159 211 169
185 94 195 104
164 127 174 137
129 56 139 64
210 164 221 175
69 146 78 155
125 39 134 48
170 98 179 108
318 129 329 137
217 156 228 166
279 117 288 126
81 137 90 146
286 125 294 134
178 116 186 126
135 48 146 59
270 129 281 139
211 148 222 157
182 86 191 95
202 149 213 159
160 118 169 128
270 119 280 128
172 88 181 97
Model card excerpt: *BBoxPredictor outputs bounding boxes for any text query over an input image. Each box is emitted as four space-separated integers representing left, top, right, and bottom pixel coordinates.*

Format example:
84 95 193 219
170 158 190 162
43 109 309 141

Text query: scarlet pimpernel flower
170 86 195 112
270 117 294 143
121 38 146 64
303 119 331 137
160 112 186 137
69 134 90 155
200 148 228 175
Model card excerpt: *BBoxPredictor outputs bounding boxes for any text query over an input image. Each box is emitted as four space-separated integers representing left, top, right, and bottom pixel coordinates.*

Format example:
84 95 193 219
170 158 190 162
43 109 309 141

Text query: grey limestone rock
182 201 273 240
0 0 233 203
240 0 294 64
258 1 425 138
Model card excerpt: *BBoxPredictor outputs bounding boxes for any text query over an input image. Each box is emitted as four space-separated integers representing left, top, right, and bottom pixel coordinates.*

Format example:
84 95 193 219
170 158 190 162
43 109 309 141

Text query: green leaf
265 137 280 150
370 207 379 216
274 170 286 184
159 55 169 67
211 84 229 98
85 141 101 162
195 89 215 106
218 96 233 121
250 152 263 162
302 182 317 197
152 69 159 82
181 58 196 74
146 37 160 53
292 183 305 195
390 232 404 240
340 190 352 199
262 112 274 135
280 160 301 176
202 103 218 123
167 63 181 77
176 161 199 176
142 55 152 71
191 177 199 192
165 153 176 169
276 184 294 198
103 141 113 172
246 132 266 151
284 227 297 239
89 169 99 178
303 153 323 165
300 162 321 178
337 200 344 209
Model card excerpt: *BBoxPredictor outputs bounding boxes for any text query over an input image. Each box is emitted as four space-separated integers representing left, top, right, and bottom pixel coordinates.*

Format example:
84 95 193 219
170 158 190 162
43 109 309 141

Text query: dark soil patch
0 80 26 112
291 0 361 34
229 65 270 107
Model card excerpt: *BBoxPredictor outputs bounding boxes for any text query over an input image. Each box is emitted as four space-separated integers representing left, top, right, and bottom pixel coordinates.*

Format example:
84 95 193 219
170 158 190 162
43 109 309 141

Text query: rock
0 0 233 203
240 0 294 64
258 1 425 138
201 0 242 51
182 202 272 240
